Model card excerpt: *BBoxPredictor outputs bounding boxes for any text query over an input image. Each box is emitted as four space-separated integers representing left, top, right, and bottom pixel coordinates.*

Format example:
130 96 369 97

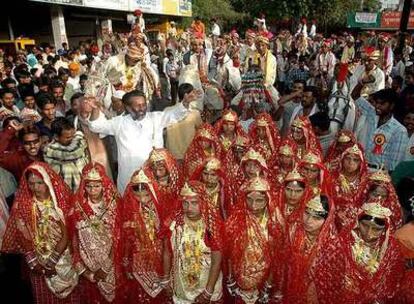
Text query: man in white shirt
211 18 221 48
351 48 385 98
87 88 196 193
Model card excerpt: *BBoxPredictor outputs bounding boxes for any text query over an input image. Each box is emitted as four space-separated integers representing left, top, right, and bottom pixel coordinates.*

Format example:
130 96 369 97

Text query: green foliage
227 0 381 30
182 0 245 29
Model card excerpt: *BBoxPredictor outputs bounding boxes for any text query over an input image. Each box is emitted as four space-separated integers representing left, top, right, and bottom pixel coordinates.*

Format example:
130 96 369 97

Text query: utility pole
398 0 412 53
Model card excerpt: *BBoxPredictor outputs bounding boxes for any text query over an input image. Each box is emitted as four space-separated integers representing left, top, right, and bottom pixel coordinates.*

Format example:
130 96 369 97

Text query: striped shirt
43 131 90 190
355 97 408 171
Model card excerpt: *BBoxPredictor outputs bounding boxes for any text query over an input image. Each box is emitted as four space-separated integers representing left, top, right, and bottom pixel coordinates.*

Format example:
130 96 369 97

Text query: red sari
1 162 79 304
226 177 282 303
283 195 337 304
248 113 281 162
116 169 168 304
313 207 404 304
235 148 269 190
70 163 121 303
183 123 224 178
331 144 368 231
222 134 252 183
161 181 225 303
190 157 234 220
143 148 183 218
298 148 332 197
353 171 403 231
214 109 246 152
270 138 298 190
288 116 322 159
324 130 357 172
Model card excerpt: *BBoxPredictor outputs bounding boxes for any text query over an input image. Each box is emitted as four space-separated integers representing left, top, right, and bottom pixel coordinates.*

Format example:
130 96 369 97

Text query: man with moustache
87 88 196 193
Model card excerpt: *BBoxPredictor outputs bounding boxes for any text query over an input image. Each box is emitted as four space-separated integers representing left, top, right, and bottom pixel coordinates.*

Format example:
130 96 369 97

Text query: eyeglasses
360 215 386 227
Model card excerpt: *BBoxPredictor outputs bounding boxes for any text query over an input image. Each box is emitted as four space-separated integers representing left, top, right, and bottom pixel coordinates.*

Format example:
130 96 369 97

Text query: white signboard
355 12 378 24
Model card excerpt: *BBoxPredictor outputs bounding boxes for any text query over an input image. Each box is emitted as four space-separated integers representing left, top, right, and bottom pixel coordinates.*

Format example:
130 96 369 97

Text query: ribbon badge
373 134 386 155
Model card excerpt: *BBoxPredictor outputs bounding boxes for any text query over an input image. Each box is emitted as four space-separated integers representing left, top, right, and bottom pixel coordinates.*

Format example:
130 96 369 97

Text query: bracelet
203 288 213 297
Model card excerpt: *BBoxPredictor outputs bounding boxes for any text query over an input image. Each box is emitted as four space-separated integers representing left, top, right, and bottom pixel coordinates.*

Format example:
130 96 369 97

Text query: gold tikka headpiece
362 201 392 219
223 110 237 123
85 167 102 181
180 182 198 197
306 195 328 216
131 169 150 185
245 177 270 192
369 166 391 183
204 158 221 172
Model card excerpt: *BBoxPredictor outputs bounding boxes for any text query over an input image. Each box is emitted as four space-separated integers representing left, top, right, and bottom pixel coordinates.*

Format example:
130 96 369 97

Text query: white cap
113 90 126 100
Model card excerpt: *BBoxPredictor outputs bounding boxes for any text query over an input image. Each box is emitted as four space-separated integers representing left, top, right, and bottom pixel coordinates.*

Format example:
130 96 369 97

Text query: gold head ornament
242 148 267 169
303 151 321 165
131 169 150 185
85 167 102 181
361 201 392 219
204 158 221 172
338 133 352 143
245 177 270 192
344 144 362 157
149 149 166 164
285 168 305 183
291 117 304 129
223 111 237 123
279 144 294 156
369 166 391 183
180 182 198 197
235 135 250 147
307 195 328 216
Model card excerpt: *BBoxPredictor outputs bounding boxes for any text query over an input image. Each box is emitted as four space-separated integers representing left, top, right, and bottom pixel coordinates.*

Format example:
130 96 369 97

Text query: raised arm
86 97 117 136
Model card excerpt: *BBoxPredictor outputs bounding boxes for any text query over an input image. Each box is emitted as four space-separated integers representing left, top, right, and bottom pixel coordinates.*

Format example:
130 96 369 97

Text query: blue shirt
356 97 408 171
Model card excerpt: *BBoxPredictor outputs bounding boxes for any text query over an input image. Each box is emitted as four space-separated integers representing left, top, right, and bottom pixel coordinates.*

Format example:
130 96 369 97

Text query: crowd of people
1 9 414 303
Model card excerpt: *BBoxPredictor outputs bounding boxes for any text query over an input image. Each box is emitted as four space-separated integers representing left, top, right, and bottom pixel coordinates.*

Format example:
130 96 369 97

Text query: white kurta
88 103 188 193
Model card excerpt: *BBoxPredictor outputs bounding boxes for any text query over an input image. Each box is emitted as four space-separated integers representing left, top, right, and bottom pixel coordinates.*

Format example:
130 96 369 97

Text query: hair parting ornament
85 167 102 181
204 158 221 172
180 182 198 198
306 195 328 218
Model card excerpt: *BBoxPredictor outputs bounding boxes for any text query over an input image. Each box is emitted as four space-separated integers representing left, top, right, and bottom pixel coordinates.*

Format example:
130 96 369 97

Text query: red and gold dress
270 138 298 190
233 148 270 206
313 202 404 303
1 162 79 304
190 157 234 220
214 109 246 152
276 170 312 232
226 177 282 304
331 144 368 231
288 116 322 160
117 169 167 303
183 123 224 178
353 169 403 231
143 148 183 218
70 163 120 303
284 195 337 304
222 134 252 183
298 149 332 196
248 113 281 162
162 181 225 303
324 130 357 172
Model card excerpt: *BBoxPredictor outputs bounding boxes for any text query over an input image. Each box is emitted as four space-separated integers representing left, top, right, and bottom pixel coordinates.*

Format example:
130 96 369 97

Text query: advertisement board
30 0 192 16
